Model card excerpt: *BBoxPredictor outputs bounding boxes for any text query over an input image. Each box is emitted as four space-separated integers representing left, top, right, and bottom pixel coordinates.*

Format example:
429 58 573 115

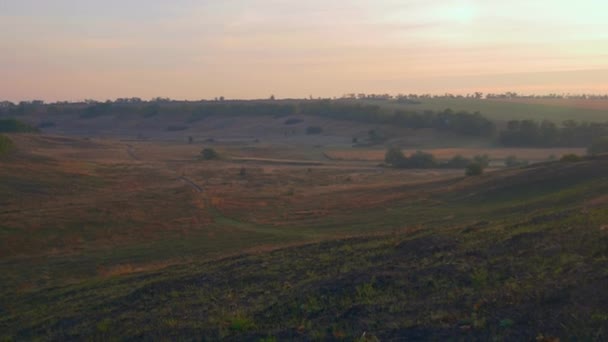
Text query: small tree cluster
385 147 488 172
465 163 484 176
384 148 446 168
201 148 220 160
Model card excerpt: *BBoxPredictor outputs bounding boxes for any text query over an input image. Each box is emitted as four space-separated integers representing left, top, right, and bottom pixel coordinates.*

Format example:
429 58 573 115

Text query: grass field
2 134 608 340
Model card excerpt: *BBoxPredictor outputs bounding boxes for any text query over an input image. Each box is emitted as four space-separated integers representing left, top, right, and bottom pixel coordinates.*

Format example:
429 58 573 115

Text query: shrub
504 155 529 167
385 148 438 168
560 154 582 162
385 146 406 166
306 126 323 135
0 134 15 155
465 162 484 176
406 151 437 168
473 154 490 168
0 119 39 133
201 148 220 160
588 136 608 155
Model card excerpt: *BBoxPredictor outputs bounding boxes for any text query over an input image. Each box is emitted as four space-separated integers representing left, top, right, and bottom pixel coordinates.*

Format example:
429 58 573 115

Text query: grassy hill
2 135 607 340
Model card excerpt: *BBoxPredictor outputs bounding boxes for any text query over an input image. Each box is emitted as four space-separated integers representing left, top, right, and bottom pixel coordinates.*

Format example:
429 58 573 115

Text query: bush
385 146 406 166
588 136 608 155
504 155 529 167
465 162 484 176
201 148 220 160
385 148 439 168
406 151 437 168
0 119 39 133
306 126 323 135
0 134 15 155
560 154 582 162
473 154 490 168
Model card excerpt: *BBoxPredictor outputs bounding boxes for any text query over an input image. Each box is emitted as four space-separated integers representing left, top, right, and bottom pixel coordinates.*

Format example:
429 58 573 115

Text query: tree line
0 100 496 138
499 120 608 147
3 100 608 149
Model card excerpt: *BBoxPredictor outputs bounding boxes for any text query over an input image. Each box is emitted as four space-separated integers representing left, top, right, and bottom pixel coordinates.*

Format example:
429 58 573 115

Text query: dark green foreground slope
2 157 608 341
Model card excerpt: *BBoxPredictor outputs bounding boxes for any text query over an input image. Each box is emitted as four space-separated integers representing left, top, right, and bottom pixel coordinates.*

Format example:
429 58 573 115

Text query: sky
1 0 608 102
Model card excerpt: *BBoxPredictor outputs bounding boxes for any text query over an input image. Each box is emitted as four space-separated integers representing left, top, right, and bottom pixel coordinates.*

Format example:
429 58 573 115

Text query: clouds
1 0 607 101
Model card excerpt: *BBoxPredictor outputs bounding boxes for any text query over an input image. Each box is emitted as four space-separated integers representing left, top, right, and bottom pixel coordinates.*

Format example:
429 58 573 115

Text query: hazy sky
2 0 608 101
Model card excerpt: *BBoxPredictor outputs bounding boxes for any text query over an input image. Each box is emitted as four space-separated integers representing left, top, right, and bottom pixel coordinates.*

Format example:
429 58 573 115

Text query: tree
588 136 608 155
385 146 406 166
465 163 484 176
201 148 219 160
473 154 490 168
407 151 437 168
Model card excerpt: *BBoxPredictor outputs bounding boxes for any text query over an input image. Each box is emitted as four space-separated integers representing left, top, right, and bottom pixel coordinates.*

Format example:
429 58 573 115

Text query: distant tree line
4 99 608 150
499 120 608 147
299 101 495 137
1 99 496 138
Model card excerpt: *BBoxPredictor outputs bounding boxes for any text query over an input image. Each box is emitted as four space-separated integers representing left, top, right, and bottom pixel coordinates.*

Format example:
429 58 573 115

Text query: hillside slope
2 155 608 340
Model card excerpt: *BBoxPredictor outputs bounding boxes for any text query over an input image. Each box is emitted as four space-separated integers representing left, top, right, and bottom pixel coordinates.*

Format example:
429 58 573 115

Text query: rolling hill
2 134 607 340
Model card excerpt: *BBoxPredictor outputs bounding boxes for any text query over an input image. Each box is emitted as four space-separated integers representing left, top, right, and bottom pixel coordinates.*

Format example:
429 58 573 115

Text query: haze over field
2 0 608 101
